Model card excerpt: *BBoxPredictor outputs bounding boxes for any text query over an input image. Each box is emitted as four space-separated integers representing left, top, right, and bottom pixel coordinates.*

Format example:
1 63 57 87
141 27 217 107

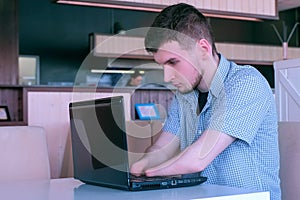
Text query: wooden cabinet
0 0 22 126
0 0 18 86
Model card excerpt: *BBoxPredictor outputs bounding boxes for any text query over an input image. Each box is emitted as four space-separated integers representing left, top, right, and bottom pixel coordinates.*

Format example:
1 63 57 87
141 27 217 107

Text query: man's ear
197 39 212 55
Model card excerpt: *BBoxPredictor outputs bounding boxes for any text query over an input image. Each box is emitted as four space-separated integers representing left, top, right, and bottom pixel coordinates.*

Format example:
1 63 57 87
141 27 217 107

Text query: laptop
69 96 207 191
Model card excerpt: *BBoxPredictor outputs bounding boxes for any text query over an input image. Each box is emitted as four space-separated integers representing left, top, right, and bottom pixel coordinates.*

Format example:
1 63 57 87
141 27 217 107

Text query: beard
177 74 202 94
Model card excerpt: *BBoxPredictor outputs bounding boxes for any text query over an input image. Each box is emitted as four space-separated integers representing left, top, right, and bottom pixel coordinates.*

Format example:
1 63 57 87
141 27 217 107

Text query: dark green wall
19 0 300 85
19 0 157 84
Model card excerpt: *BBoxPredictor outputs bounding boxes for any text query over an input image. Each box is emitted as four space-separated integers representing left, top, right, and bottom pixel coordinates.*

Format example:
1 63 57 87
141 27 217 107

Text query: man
130 3 280 200
126 71 143 86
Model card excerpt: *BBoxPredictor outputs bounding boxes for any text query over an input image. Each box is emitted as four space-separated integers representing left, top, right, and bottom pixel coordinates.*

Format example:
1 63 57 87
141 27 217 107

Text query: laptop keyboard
130 174 181 181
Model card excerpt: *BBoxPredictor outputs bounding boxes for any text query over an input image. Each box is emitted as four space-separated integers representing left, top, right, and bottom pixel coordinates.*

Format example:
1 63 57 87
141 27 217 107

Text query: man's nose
164 66 174 83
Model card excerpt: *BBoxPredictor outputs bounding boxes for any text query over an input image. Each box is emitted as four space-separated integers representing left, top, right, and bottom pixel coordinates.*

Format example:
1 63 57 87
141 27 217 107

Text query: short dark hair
145 3 217 55
131 71 142 78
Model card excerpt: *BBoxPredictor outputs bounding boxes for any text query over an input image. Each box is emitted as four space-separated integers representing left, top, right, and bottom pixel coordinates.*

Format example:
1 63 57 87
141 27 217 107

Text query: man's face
153 41 205 93
131 75 143 86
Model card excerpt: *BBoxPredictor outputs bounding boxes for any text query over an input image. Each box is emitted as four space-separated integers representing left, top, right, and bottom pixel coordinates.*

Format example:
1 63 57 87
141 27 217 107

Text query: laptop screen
69 96 129 187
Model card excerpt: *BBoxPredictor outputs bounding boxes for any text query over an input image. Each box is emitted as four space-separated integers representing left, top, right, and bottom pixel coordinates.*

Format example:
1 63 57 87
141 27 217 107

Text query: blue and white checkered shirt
163 54 281 200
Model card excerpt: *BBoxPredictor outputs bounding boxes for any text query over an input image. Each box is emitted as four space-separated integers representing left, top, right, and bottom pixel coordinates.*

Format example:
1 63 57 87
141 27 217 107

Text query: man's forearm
141 143 180 169
146 131 180 166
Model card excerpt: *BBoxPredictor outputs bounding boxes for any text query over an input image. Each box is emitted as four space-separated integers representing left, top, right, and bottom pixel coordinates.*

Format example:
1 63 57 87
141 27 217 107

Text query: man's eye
168 60 178 65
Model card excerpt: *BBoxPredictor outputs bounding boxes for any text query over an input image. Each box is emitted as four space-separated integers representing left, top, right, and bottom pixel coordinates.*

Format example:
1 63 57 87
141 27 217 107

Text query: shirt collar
176 54 231 104
210 54 231 98
176 90 199 107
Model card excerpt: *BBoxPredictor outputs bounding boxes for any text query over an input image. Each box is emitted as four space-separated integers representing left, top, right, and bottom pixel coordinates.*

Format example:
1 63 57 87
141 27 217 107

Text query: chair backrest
279 121 300 200
0 126 50 182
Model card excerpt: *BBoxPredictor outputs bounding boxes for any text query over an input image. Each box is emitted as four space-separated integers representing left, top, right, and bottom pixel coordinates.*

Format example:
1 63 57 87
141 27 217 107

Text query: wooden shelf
216 43 300 64
0 86 27 126
56 0 278 20
0 121 27 126
91 34 300 65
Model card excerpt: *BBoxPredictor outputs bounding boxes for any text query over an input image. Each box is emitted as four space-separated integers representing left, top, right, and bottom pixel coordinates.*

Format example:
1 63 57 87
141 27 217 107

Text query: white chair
0 126 50 182
279 121 300 200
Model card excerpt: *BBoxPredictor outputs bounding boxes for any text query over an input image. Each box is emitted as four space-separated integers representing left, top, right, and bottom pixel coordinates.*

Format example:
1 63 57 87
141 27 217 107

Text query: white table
0 178 270 200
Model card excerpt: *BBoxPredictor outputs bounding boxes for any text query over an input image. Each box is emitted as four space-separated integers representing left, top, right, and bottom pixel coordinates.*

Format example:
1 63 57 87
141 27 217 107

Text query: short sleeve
209 69 272 145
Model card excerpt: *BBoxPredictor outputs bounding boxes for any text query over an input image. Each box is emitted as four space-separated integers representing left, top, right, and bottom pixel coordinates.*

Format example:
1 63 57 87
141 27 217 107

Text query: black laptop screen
69 96 129 187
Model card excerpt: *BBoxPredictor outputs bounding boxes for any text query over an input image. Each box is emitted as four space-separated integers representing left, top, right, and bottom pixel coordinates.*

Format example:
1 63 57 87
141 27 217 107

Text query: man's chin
177 86 193 94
